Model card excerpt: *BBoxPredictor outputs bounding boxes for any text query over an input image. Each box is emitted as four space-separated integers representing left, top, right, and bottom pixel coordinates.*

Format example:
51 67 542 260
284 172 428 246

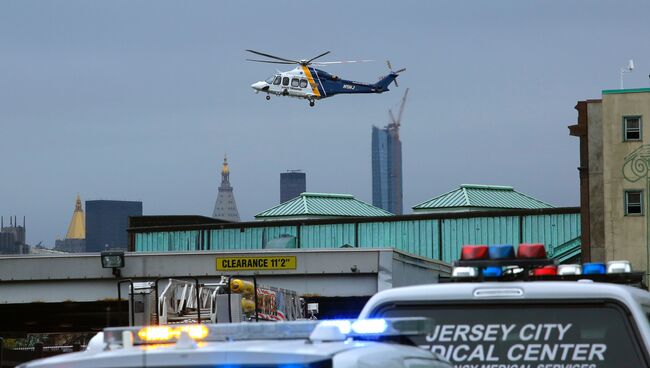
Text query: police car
18 319 452 368
358 243 650 367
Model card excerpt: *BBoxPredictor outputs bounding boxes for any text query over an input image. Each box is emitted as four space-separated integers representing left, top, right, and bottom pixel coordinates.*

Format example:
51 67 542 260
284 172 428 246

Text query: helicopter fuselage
251 66 397 105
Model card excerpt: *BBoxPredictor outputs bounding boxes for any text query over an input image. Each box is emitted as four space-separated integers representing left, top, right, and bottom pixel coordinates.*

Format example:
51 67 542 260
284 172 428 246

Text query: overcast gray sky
2 1 650 247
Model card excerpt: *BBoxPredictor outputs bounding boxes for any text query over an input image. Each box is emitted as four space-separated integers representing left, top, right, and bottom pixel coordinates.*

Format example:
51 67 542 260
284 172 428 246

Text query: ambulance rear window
375 302 647 367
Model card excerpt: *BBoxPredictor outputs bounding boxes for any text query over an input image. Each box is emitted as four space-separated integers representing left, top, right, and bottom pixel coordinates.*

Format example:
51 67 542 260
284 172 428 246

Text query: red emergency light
460 245 489 260
517 243 547 259
532 265 557 276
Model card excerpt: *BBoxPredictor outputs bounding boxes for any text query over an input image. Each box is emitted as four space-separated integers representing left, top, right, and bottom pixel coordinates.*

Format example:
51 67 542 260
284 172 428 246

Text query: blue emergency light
319 319 389 335
582 263 607 275
488 244 515 259
482 266 503 277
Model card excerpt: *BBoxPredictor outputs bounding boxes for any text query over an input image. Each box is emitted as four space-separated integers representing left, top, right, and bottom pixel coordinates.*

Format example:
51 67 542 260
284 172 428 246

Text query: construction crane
388 87 409 138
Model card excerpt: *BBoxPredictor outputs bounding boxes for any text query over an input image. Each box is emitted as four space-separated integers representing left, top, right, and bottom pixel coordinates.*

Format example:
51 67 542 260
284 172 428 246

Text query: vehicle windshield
375 302 647 367
265 76 275 84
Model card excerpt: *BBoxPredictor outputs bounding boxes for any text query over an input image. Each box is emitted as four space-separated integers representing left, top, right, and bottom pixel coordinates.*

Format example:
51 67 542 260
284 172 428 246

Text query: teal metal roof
255 192 393 219
603 88 650 95
413 184 554 211
134 209 581 264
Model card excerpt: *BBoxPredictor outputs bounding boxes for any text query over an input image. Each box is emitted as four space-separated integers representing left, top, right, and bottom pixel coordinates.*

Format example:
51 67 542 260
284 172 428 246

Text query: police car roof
21 338 441 368
359 281 650 316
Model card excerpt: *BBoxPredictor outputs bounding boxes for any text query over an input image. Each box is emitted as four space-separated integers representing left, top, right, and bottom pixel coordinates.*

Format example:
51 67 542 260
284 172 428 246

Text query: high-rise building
372 89 408 215
212 155 240 221
372 125 402 214
280 170 306 203
85 200 143 252
54 194 86 253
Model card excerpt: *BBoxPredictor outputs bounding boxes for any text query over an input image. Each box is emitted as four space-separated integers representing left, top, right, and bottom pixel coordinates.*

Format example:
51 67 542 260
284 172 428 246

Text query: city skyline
3 1 650 246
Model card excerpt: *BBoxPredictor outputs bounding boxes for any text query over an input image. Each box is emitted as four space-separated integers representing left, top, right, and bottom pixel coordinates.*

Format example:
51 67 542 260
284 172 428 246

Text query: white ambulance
359 244 650 367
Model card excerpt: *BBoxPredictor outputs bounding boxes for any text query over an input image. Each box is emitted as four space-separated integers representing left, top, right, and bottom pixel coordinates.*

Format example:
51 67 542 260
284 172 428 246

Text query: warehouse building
129 187 580 264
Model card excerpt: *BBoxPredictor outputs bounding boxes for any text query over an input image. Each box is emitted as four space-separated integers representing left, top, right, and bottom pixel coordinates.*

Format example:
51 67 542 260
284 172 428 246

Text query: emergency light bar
103 318 433 347
455 243 554 268
104 322 317 346
318 317 431 337
137 325 209 342
448 244 644 287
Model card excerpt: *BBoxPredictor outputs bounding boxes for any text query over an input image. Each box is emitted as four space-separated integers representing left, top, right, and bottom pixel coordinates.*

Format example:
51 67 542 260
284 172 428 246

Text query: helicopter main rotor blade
307 51 331 64
245 50 299 64
246 59 297 65
314 60 374 65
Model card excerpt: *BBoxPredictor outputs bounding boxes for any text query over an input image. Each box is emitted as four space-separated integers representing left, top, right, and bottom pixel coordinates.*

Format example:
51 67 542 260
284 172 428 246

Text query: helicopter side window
282 77 289 86
291 78 300 87
300 79 308 88
273 76 281 85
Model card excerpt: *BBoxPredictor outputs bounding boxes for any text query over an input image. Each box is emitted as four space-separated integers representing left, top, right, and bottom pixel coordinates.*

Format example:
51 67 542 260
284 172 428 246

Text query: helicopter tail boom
373 73 399 92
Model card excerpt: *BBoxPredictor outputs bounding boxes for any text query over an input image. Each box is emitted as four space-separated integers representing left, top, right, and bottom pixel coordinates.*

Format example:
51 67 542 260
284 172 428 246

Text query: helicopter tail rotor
385 60 406 87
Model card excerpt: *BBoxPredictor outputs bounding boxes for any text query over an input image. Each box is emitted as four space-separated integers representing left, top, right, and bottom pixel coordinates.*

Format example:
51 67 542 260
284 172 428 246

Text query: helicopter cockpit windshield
266 75 281 85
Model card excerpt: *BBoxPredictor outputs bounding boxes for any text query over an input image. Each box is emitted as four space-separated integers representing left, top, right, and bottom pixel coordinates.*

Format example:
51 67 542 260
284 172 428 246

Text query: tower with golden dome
54 194 86 252
212 155 240 221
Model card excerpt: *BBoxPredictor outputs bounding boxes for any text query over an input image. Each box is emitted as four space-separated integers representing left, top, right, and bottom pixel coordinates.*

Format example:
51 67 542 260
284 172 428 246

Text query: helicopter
247 50 405 107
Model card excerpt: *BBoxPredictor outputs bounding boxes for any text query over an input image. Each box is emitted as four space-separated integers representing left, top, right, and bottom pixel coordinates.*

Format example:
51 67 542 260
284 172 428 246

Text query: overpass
0 248 450 334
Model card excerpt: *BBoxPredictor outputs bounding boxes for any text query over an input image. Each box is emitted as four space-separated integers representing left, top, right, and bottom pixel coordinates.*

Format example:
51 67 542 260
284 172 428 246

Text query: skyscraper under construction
372 125 402 215
371 88 408 215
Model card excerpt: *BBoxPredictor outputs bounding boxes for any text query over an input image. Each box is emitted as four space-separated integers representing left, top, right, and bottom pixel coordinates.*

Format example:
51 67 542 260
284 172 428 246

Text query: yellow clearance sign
216 256 297 271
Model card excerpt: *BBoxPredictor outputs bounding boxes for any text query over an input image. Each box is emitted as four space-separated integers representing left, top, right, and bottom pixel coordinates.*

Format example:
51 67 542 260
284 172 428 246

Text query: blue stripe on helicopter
308 67 327 97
